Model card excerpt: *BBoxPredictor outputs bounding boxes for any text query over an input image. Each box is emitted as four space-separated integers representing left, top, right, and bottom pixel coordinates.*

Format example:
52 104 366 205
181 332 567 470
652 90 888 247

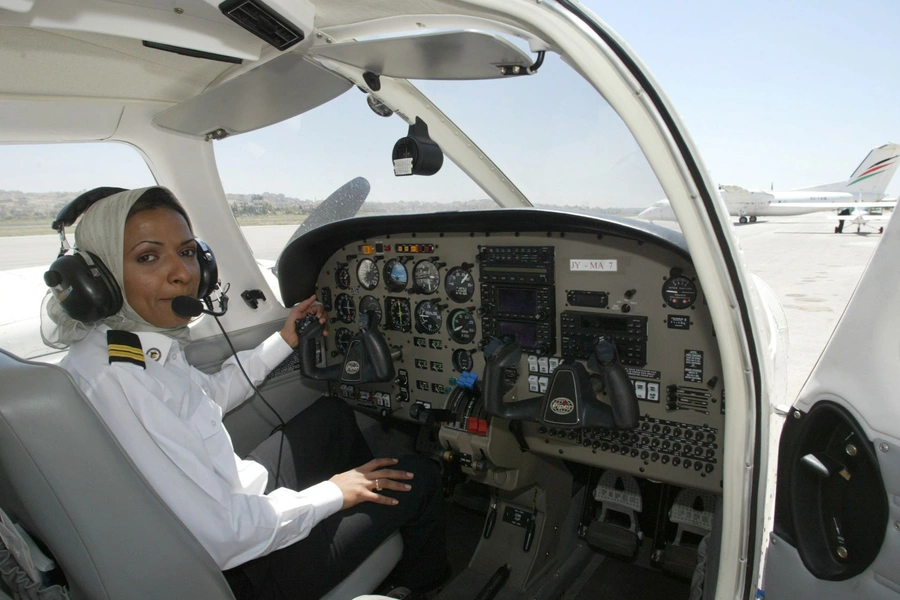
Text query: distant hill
0 190 640 235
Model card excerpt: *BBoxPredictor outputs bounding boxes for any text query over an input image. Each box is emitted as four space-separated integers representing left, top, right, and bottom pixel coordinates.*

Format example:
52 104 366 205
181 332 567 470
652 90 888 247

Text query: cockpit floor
572 554 690 600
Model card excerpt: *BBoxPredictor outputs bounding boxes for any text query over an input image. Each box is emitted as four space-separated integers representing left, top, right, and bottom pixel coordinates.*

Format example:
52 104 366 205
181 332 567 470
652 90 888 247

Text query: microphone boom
172 296 205 317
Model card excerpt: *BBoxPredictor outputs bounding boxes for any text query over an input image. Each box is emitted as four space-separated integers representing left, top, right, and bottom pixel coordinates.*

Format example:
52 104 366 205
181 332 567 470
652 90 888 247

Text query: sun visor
152 54 352 138
310 30 534 80
0 100 123 142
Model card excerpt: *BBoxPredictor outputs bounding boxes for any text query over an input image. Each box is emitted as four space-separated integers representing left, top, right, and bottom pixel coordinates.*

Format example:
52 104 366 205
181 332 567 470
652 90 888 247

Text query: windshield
0 142 157 359
215 52 662 217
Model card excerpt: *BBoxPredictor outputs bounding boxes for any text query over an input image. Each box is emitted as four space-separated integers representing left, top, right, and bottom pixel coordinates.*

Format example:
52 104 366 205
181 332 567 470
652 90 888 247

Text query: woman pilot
41 186 448 599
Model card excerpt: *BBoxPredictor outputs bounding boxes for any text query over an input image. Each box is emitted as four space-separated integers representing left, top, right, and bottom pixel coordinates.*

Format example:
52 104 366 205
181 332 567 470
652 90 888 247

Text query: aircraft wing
826 211 892 221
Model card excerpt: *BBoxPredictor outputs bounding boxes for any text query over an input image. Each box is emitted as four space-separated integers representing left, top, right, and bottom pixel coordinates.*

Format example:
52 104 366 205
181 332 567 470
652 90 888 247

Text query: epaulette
107 330 146 369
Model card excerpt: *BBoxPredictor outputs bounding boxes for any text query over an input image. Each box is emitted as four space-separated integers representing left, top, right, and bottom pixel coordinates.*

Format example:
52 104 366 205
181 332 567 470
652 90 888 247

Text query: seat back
0 349 234 600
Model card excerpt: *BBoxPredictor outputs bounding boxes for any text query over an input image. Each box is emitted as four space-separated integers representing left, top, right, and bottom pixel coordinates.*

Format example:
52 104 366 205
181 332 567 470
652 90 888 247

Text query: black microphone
172 295 228 318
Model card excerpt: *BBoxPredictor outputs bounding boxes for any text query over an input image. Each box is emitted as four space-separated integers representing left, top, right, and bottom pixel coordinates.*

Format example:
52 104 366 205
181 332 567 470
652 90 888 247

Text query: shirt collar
132 331 181 365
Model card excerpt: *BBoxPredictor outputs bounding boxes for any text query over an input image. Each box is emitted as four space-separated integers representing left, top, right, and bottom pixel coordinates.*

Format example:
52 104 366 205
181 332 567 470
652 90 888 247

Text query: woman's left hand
279 294 328 348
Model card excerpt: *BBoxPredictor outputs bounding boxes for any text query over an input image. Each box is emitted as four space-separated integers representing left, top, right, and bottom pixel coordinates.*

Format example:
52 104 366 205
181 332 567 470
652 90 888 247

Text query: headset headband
52 187 127 232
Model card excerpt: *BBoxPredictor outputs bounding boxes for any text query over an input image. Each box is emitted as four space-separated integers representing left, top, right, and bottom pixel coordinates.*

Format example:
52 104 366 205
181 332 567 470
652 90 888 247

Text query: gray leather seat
0 349 401 599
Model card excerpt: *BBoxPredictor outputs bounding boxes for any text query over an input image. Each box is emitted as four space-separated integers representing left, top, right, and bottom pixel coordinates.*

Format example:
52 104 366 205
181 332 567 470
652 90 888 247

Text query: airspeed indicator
356 259 380 290
662 276 697 309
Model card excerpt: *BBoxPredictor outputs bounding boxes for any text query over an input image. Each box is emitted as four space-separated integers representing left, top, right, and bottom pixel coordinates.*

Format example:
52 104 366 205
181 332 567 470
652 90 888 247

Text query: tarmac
723 213 882 403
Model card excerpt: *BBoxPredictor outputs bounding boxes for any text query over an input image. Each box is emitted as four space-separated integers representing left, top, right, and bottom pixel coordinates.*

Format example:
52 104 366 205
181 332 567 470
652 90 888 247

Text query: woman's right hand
329 458 414 510
279 294 328 348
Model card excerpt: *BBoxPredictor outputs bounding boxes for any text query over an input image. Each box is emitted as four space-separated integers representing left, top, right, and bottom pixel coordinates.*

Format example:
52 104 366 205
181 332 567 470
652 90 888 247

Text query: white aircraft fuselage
725 189 885 217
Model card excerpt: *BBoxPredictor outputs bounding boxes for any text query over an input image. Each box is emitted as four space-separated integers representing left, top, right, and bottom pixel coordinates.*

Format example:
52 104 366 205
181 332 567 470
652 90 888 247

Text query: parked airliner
639 143 899 225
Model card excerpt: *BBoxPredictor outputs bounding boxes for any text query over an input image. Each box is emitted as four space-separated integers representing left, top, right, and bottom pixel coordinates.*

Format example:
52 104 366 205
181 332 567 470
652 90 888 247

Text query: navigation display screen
497 288 537 315
579 314 628 332
498 320 538 347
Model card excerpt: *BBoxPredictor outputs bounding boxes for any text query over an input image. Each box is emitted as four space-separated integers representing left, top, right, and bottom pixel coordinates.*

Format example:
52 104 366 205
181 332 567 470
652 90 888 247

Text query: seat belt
0 506 70 599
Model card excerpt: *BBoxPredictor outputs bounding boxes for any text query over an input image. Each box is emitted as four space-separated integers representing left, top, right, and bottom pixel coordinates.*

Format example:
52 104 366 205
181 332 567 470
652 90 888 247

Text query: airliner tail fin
800 143 900 197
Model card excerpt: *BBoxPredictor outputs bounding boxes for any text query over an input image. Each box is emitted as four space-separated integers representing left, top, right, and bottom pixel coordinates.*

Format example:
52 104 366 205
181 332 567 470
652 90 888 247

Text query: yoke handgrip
589 338 640 429
358 313 395 382
482 338 542 421
297 316 341 380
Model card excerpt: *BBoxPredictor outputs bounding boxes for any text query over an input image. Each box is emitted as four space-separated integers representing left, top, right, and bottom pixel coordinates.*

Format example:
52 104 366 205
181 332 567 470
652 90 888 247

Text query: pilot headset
43 187 218 323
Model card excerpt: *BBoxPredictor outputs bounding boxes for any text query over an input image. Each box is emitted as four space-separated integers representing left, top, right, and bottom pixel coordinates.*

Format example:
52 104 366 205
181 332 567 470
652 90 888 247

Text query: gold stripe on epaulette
107 330 146 369
108 344 145 361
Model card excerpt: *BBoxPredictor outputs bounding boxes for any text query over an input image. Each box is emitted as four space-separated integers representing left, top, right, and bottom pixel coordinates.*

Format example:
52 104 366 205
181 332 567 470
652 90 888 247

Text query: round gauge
359 295 383 326
413 260 440 294
335 293 356 323
335 265 351 290
452 348 475 373
662 275 698 309
334 328 353 354
356 258 380 290
447 309 477 344
414 300 443 335
383 259 408 292
386 297 411 332
445 267 475 303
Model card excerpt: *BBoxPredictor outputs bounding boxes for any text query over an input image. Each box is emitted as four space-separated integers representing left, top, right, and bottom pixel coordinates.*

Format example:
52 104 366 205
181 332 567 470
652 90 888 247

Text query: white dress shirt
61 324 344 570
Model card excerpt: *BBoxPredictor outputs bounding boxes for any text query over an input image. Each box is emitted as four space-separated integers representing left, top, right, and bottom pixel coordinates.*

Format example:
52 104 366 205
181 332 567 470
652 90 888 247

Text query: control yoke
296 312 395 384
482 336 639 429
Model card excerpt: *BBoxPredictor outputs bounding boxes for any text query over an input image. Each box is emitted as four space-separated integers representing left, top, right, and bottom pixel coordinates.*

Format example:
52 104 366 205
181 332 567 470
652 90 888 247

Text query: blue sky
2 0 899 203
590 0 900 193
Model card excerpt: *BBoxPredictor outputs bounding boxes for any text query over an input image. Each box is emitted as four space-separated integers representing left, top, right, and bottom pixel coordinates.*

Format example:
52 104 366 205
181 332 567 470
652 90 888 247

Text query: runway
0 213 884 405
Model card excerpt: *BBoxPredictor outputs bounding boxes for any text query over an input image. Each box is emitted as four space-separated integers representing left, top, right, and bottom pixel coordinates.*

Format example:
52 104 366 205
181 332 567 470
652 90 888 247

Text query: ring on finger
375 478 382 492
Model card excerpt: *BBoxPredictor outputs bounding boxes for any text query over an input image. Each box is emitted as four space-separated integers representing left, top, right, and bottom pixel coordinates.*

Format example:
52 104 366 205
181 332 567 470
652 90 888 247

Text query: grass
0 215 312 237
0 220 56 237
232 215 309 226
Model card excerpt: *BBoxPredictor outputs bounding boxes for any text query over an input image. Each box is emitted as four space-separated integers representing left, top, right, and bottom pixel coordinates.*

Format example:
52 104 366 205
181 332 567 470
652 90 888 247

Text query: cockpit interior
272 208 724 597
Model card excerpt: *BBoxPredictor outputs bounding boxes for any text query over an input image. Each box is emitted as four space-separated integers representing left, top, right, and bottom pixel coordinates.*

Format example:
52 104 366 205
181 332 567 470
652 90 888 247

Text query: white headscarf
41 187 193 348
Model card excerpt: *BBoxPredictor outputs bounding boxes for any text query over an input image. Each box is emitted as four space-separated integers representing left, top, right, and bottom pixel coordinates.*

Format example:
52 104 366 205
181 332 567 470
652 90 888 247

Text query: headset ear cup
194 238 218 299
85 251 123 316
43 250 122 323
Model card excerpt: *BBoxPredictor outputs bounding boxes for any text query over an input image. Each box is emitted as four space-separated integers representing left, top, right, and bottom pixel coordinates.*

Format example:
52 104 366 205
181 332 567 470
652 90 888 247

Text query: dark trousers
224 396 447 600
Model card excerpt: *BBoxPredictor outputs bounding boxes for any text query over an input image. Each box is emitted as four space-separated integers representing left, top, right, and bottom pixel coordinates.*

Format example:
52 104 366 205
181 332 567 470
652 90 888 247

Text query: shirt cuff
304 481 345 517
270 480 344 519
257 331 295 371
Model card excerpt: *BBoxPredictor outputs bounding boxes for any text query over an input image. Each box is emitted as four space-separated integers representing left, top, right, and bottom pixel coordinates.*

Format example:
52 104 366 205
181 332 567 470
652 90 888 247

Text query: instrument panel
294 213 725 493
